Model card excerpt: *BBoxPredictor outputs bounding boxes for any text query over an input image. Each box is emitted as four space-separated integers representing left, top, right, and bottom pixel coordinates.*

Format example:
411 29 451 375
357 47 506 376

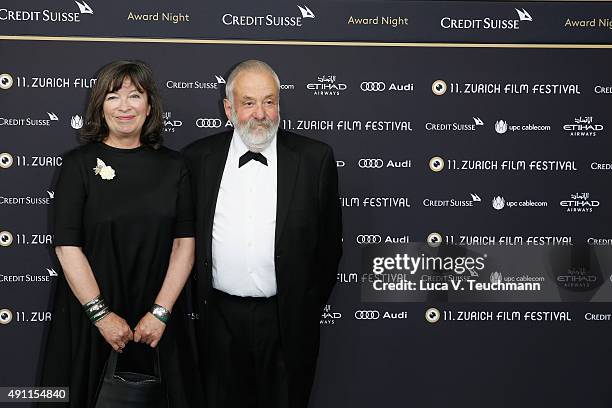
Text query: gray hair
225 60 281 105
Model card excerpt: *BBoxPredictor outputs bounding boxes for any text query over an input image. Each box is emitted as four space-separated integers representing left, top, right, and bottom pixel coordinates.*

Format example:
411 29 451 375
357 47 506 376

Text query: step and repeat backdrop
2 1 612 407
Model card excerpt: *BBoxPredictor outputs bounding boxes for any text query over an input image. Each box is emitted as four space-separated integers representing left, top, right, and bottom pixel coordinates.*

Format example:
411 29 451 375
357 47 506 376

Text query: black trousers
206 289 289 408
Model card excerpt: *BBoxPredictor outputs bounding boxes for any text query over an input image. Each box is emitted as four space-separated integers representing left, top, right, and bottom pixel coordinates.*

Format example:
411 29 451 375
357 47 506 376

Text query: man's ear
223 99 232 121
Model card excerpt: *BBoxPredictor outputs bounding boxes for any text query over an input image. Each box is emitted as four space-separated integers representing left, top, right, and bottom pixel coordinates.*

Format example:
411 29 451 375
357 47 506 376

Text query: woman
40 60 202 407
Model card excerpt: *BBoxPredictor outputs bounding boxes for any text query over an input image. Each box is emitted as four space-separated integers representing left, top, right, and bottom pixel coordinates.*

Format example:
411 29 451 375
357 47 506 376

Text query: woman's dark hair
81 60 163 148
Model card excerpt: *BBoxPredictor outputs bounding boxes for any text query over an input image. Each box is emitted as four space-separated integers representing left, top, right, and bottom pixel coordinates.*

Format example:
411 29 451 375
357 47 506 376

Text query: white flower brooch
93 158 116 180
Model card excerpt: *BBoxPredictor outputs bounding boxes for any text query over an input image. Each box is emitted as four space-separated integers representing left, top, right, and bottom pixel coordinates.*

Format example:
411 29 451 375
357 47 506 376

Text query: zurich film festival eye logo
0 309 13 325
429 156 444 172
0 74 14 90
425 308 440 323
431 80 447 95
0 230 13 247
0 153 14 169
427 232 443 248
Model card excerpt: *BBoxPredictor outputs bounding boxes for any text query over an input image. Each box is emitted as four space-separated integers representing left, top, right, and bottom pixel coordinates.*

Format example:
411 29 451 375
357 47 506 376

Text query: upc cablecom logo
0 1 94 23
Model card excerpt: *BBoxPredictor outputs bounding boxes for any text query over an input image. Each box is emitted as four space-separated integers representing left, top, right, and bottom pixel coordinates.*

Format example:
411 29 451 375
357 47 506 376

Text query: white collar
229 129 277 165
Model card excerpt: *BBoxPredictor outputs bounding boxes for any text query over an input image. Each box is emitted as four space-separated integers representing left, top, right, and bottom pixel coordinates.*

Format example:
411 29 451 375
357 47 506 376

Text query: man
182 60 342 408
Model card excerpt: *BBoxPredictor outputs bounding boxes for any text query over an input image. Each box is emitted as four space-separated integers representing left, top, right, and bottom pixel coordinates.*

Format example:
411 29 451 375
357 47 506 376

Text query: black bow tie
239 151 268 168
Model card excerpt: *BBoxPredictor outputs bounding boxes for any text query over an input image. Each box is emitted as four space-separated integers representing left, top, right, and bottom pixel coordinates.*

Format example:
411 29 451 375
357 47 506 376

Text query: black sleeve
174 161 195 238
53 151 87 247
315 145 343 307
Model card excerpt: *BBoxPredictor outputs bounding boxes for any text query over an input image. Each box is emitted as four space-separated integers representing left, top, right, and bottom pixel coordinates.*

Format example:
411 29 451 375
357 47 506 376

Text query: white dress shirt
211 131 278 297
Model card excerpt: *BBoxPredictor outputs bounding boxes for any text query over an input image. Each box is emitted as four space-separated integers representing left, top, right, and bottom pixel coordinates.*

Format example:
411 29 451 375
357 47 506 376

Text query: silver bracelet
83 295 110 323
150 304 170 324
82 295 102 309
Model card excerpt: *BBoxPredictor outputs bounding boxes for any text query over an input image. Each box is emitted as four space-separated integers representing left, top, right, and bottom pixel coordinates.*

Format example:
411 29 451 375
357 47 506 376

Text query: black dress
40 142 203 407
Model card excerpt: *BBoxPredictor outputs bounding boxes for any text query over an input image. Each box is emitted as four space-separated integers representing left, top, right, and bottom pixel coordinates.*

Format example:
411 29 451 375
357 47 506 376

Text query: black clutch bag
94 348 166 408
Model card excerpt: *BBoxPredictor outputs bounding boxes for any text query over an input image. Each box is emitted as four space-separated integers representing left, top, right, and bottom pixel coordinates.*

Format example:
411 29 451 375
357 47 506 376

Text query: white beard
232 108 279 152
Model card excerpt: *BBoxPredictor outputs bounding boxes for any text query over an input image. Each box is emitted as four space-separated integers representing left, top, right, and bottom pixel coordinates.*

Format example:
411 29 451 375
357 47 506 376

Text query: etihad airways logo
163 112 182 133
441 8 533 31
320 304 342 325
222 5 315 27
563 116 604 137
0 1 93 23
560 192 600 213
306 75 347 96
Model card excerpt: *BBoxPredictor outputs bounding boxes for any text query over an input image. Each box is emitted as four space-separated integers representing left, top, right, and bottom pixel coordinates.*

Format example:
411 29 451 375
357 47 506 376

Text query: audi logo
195 118 223 128
360 82 386 92
354 310 380 320
358 158 384 169
356 235 382 244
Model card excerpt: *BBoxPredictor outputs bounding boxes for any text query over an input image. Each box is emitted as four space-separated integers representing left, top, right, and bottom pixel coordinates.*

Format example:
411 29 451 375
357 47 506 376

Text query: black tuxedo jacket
182 129 342 406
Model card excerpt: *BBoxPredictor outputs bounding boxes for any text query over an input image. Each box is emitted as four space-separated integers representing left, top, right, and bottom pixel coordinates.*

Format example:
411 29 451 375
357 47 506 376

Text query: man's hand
133 312 166 348
95 312 133 352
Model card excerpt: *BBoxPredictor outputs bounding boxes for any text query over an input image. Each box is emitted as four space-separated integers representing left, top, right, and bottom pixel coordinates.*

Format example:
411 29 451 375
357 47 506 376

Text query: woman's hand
94 312 133 352
133 313 166 348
